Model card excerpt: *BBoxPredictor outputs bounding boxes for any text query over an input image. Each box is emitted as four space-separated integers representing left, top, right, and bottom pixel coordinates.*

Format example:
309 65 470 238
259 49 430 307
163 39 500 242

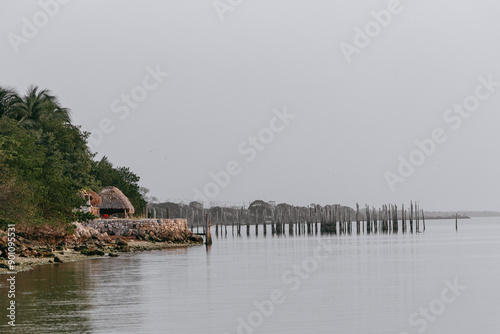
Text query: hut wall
90 207 100 216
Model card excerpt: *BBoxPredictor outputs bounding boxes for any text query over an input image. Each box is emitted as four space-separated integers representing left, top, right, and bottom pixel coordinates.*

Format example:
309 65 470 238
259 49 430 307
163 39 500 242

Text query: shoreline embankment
0 218 204 274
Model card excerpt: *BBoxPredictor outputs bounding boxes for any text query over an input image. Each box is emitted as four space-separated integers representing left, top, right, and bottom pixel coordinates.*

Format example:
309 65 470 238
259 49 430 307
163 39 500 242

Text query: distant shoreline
424 215 470 220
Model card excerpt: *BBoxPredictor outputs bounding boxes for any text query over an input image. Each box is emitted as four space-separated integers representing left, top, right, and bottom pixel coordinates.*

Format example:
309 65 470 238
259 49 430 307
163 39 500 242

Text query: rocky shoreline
0 221 204 274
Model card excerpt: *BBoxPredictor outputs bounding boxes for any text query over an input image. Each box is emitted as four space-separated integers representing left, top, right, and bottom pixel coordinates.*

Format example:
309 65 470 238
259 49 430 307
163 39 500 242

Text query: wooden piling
205 213 212 245
231 211 234 236
422 209 425 232
237 208 241 236
215 213 219 237
348 207 352 234
393 204 396 233
401 204 405 233
263 210 267 236
202 209 206 234
224 212 227 237
365 205 370 234
415 202 417 232
255 210 259 236
246 209 250 236
410 201 414 233
271 209 276 235
356 203 360 234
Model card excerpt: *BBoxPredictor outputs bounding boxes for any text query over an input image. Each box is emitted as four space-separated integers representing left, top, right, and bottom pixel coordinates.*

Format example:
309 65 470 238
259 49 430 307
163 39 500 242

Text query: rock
188 235 204 243
36 250 55 258
108 253 119 257
80 249 105 256
116 239 128 247
94 242 105 249
53 256 63 263
75 246 87 252
116 246 130 253
81 219 190 244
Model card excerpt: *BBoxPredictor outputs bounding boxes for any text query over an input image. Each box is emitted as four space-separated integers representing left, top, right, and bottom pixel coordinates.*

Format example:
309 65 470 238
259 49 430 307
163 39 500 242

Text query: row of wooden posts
196 201 437 245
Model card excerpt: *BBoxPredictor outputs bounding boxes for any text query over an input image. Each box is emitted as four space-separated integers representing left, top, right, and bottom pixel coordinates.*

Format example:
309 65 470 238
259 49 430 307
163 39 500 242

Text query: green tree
0 87 20 118
14 85 70 129
0 85 146 226
0 157 37 227
0 116 90 223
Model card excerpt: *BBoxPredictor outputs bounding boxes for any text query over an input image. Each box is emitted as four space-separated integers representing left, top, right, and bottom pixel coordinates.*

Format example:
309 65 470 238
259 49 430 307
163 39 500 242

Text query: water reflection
0 260 95 334
2 219 500 333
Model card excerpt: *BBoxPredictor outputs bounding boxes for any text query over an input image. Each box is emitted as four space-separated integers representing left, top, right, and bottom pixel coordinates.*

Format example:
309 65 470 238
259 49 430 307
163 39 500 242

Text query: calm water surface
1 218 500 333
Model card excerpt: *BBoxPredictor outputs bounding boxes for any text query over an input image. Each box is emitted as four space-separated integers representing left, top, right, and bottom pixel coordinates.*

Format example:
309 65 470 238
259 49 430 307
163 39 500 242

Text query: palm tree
0 86 21 118
15 85 71 128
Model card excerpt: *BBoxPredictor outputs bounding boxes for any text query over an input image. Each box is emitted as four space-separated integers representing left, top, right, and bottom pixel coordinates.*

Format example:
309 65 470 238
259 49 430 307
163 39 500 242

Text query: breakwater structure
81 218 201 243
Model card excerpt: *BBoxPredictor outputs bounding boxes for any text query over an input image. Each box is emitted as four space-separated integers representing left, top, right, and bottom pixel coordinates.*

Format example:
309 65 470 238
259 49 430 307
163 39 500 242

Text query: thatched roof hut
98 186 135 218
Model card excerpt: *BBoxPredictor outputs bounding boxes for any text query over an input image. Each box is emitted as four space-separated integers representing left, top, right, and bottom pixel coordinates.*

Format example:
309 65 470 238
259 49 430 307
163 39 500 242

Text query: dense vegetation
0 85 146 228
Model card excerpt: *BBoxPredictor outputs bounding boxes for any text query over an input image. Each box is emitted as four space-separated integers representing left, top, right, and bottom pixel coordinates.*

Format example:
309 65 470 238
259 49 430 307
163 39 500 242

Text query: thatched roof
98 186 135 213
88 189 102 206
79 189 102 206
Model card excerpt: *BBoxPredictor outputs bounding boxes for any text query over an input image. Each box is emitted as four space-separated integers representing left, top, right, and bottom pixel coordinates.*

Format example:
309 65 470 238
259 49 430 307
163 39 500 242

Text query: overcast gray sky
2 0 500 211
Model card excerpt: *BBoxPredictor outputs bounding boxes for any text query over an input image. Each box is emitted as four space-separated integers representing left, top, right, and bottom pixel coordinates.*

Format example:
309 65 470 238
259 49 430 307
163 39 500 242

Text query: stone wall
82 219 192 242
